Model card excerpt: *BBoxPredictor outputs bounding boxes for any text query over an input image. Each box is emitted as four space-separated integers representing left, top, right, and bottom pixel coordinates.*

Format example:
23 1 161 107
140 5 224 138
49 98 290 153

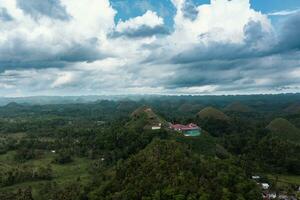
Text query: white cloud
51 72 75 88
0 0 116 65
116 10 163 32
170 0 271 45
0 0 299 96
268 9 300 16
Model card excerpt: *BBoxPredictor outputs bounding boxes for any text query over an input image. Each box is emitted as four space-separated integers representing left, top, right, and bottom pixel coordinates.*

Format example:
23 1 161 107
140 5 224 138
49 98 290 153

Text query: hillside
224 101 252 113
178 103 203 113
266 118 300 143
284 102 300 114
95 139 260 200
129 106 167 129
197 106 230 121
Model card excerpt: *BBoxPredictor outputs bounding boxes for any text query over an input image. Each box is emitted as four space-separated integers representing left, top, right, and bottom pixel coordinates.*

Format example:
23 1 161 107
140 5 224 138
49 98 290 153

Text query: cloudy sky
0 0 300 97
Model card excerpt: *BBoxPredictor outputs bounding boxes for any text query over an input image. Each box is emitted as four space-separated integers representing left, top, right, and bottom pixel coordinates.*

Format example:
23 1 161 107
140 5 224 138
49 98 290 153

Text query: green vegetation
224 102 252 113
0 95 300 199
284 102 300 114
268 174 300 185
128 106 167 129
197 107 230 121
91 139 260 200
266 118 300 143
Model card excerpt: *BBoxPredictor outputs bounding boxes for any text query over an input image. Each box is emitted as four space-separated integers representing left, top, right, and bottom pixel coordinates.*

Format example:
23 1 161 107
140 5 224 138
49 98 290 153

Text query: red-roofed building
170 123 201 136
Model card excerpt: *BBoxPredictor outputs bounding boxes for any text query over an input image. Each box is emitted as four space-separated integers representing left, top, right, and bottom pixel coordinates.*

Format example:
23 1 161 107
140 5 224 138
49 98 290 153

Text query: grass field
268 174 300 185
0 132 27 140
0 150 92 199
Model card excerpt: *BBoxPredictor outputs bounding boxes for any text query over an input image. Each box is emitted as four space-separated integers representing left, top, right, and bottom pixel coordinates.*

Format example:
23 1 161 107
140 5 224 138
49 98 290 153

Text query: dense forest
0 94 300 200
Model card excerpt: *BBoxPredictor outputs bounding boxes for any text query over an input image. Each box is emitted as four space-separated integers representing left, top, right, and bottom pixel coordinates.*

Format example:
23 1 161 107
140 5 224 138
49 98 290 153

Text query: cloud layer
0 0 299 96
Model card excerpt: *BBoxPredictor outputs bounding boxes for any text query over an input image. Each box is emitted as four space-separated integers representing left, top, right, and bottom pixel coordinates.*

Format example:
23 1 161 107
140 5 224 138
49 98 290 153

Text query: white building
152 123 162 130
252 175 260 180
261 183 270 190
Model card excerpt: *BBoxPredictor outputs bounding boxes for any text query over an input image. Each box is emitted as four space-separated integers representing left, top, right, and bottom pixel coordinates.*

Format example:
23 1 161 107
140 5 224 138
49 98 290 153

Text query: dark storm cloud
109 24 169 38
16 0 70 20
162 60 245 89
58 38 107 62
155 13 300 92
244 20 267 45
171 12 300 65
276 12 300 52
172 21 274 64
0 38 107 71
163 53 300 91
0 8 13 21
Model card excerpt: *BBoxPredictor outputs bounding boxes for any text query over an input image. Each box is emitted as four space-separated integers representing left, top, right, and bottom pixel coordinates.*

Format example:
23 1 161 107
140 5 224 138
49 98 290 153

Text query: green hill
129 106 167 129
178 103 203 113
94 139 260 200
266 118 300 143
173 131 223 156
197 106 230 121
284 102 300 114
224 102 252 113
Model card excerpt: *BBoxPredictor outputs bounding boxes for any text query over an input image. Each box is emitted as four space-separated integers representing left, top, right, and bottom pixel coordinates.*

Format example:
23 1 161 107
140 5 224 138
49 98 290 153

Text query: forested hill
0 95 300 199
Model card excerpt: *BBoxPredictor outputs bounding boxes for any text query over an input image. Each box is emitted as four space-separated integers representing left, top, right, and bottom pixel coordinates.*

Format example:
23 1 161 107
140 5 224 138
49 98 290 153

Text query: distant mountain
224 102 252 113
284 102 300 114
129 106 167 129
197 107 230 121
266 118 300 143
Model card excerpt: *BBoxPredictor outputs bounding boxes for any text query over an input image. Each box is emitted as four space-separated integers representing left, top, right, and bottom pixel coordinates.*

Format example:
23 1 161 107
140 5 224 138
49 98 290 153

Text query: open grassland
0 132 27 140
268 174 300 185
0 150 92 199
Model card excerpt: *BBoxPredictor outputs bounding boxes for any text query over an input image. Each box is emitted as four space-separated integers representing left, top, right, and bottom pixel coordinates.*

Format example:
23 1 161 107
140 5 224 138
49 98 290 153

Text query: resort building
170 123 201 136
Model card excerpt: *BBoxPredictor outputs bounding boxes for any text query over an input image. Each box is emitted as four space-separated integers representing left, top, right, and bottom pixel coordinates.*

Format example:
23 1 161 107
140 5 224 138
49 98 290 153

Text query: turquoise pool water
184 130 201 137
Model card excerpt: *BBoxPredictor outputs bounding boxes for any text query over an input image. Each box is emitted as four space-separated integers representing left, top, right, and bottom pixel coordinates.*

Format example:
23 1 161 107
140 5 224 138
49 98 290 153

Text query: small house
269 193 277 199
261 183 270 190
252 175 260 180
152 123 162 130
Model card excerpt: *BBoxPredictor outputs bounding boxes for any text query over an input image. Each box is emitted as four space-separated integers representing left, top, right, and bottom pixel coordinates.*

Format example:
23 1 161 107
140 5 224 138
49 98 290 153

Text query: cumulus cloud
276 11 300 52
0 0 115 71
111 11 169 38
0 0 300 96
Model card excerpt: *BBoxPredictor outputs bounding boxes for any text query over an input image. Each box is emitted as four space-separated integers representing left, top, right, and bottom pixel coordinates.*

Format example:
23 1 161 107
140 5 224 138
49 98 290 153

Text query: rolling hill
178 103 203 113
197 106 230 121
266 118 300 143
129 106 167 129
224 102 252 113
284 102 300 114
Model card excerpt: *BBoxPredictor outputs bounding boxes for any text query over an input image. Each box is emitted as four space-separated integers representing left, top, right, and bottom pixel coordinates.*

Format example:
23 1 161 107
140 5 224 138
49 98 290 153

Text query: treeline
0 165 52 187
223 128 300 175
89 139 261 200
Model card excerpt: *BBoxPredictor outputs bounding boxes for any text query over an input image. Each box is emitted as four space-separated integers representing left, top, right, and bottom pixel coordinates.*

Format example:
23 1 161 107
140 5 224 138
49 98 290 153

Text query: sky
0 0 300 97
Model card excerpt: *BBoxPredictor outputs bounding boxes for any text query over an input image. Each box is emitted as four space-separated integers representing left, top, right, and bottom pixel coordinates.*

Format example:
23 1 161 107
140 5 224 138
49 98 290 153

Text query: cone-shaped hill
266 118 300 143
284 102 300 114
178 103 203 113
224 102 252 113
129 106 167 130
197 107 230 121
